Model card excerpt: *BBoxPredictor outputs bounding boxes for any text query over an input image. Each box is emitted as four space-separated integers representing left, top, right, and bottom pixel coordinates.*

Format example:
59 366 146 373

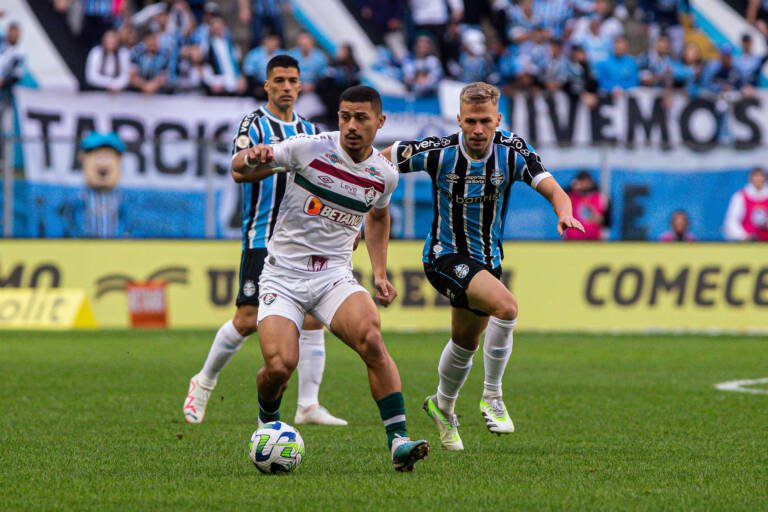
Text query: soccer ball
248 421 305 474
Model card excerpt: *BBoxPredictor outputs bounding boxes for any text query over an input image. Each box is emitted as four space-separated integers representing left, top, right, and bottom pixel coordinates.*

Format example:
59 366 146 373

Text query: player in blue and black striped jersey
384 82 584 451
184 55 346 427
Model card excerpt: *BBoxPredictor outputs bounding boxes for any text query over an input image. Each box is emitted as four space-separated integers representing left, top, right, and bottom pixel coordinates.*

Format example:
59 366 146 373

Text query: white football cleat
294 404 348 426
183 374 214 424
423 395 464 450
479 396 515 434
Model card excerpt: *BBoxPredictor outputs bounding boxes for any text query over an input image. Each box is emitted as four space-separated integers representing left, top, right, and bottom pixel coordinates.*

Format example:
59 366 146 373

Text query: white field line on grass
714 378 768 395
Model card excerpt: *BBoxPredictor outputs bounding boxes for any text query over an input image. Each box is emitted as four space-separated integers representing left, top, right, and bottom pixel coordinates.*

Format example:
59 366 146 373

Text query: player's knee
233 310 258 336
357 323 385 363
264 360 294 385
492 297 518 321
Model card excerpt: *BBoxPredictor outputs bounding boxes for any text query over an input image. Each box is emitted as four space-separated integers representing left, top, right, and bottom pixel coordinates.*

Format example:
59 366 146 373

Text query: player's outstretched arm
231 144 286 183
536 176 586 237
364 206 398 307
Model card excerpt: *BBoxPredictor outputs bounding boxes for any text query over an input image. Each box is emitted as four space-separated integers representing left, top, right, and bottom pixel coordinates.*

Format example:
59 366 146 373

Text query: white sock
436 339 476 415
482 316 516 399
200 320 246 386
296 329 325 409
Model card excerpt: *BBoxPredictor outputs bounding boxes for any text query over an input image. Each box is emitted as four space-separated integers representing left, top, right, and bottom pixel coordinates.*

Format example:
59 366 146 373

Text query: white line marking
714 378 768 395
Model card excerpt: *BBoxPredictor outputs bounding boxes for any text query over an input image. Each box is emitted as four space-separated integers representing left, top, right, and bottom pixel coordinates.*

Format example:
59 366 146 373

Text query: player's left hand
374 277 397 307
557 215 585 237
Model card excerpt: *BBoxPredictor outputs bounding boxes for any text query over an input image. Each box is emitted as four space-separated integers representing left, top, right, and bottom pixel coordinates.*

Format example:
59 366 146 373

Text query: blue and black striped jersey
393 130 552 268
233 106 317 249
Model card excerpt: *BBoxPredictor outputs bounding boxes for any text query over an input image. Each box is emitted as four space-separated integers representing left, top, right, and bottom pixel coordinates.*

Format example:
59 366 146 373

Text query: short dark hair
339 85 382 113
266 55 300 77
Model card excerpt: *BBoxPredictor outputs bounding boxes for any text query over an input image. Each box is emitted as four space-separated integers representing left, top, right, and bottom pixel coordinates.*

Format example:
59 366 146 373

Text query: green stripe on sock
258 395 282 423
376 392 408 448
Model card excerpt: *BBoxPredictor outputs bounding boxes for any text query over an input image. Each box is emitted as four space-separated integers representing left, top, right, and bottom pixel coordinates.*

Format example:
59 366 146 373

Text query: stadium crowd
26 0 765 103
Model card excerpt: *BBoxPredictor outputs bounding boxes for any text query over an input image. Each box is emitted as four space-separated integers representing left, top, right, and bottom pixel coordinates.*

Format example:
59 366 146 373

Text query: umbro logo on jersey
269 135 281 144
446 173 459 183
318 175 334 185
304 196 363 227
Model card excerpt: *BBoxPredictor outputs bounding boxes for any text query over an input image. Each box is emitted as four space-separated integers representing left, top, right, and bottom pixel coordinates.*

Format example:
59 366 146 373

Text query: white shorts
256 261 369 332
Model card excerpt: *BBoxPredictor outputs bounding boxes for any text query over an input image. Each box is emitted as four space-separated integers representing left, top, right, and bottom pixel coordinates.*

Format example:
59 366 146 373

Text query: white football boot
423 395 464 450
294 404 348 426
479 396 515 434
183 374 215 424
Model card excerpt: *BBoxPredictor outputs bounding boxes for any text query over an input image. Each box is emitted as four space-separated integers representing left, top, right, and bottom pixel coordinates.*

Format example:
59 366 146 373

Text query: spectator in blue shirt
734 33 767 90
704 44 743 95
288 32 328 92
505 0 541 47
573 15 613 64
0 23 24 99
402 34 443 97
453 28 499 84
239 0 285 49
639 0 690 57
595 35 639 93
516 25 552 88
129 31 171 94
242 33 282 99
202 16 246 96
638 34 677 88
674 41 707 96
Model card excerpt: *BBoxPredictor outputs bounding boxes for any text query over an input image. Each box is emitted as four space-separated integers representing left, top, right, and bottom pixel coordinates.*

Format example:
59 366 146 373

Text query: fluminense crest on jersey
260 293 277 305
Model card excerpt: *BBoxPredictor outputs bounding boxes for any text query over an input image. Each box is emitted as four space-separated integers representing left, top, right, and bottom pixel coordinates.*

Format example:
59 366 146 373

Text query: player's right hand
374 277 397 307
243 144 275 167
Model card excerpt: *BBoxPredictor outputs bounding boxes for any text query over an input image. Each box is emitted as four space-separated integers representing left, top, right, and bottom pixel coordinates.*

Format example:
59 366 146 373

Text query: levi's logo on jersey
304 196 363 227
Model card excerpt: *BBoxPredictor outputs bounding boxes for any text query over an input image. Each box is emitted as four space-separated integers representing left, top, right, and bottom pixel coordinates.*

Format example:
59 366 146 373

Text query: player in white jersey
234 85 429 472
183 55 345 427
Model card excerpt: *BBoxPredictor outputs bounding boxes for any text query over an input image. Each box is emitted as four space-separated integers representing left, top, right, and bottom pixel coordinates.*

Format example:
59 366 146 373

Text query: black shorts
423 253 502 316
236 248 268 307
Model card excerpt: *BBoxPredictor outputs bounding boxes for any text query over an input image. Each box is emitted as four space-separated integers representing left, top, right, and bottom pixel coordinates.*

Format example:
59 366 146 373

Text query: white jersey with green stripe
268 131 398 272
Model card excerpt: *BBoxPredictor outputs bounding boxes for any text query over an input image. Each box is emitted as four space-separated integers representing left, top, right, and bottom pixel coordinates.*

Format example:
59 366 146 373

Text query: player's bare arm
364 205 397 306
231 144 284 183
536 176 586 236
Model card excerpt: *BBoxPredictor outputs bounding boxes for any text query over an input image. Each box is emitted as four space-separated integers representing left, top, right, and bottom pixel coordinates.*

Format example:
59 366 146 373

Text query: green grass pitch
1 330 767 511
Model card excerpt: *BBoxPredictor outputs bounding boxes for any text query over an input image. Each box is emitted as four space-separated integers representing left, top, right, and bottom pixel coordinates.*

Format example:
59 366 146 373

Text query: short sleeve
392 136 447 177
272 134 311 171
373 167 399 209
508 135 551 189
231 112 262 155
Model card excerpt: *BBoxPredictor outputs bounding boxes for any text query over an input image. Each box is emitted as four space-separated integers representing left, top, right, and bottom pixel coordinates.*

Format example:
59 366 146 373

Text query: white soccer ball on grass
248 421 305 474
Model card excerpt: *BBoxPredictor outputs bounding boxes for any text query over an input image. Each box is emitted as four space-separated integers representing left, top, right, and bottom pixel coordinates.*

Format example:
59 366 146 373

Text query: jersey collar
261 105 298 125
458 132 494 163
334 132 377 166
